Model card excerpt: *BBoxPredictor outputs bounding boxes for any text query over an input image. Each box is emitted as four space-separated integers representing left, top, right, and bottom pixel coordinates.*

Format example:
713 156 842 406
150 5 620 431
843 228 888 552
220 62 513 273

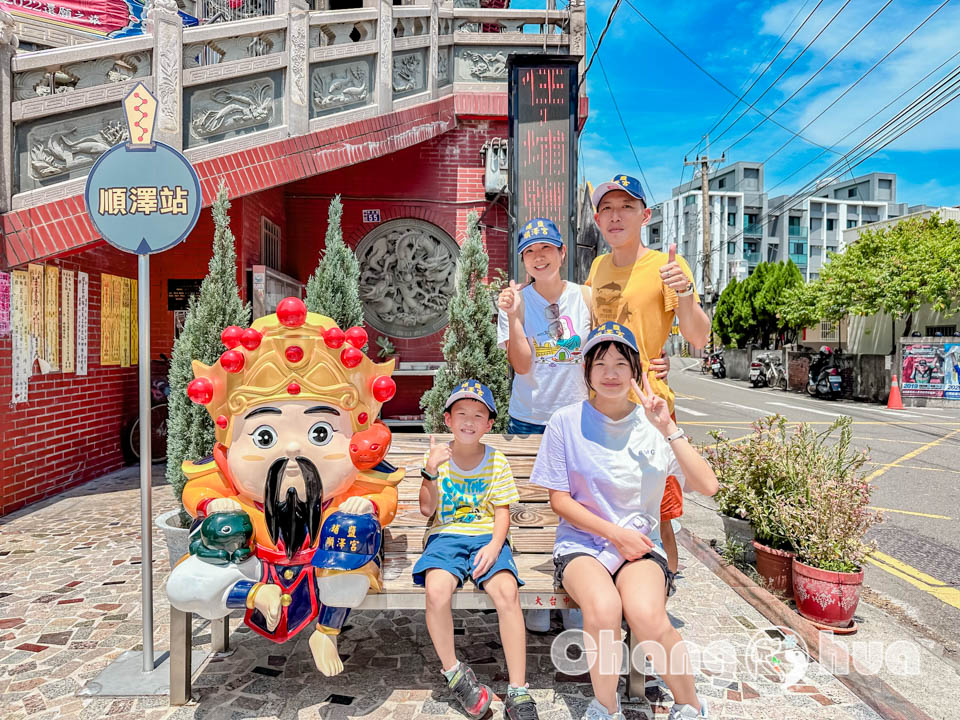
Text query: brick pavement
0 466 883 720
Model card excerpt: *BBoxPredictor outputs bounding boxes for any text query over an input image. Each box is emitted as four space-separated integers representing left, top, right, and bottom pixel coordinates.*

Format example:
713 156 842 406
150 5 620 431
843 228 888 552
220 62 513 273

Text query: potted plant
708 416 806 594
777 416 880 628
376 334 397 361
707 431 756 562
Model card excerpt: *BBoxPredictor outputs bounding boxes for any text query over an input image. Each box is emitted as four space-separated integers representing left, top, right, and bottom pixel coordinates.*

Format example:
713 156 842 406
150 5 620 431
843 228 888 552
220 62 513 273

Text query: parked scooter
750 352 786 389
710 349 726 379
807 346 843 399
749 358 766 387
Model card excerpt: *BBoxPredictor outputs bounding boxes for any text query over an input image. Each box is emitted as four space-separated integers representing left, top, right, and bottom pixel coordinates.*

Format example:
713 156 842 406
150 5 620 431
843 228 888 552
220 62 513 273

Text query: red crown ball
221 325 243 349
187 377 214 405
220 350 245 373
371 375 396 403
276 297 307 327
323 327 345 349
216 415 229 429
345 326 368 349
341 346 363 368
240 328 262 350
285 345 304 363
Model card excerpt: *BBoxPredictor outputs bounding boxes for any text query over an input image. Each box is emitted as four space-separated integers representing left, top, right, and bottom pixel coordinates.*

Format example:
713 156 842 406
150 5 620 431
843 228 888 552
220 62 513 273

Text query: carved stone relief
437 46 451 86
310 57 373 117
183 32 284 69
14 53 152 101
290 21 308 107
355 220 460 339
392 49 425 96
185 71 282 146
454 47 511 82
155 18 181 134
15 106 128 193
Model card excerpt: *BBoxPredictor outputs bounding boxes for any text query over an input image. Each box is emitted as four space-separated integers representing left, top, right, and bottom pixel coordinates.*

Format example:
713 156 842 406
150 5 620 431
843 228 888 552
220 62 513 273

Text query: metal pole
138 252 154 672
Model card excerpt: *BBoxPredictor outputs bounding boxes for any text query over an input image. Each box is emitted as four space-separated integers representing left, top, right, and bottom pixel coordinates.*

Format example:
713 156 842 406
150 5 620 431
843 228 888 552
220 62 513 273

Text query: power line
712 0 855 148
582 0 622 80
723 0 894 154
622 0 842 157
585 22 656 204
760 0 953 166
691 0 823 158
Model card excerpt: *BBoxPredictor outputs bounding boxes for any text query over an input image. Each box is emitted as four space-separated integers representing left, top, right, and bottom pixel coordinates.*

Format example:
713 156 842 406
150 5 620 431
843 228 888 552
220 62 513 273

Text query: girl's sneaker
447 663 493 719
667 697 709 719
582 698 624 720
504 686 539 720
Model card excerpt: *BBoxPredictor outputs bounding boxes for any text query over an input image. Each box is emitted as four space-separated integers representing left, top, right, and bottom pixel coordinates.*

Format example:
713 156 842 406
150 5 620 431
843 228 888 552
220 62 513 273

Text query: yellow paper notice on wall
120 277 131 368
61 270 75 374
44 265 59 371
28 263 43 357
101 273 117 366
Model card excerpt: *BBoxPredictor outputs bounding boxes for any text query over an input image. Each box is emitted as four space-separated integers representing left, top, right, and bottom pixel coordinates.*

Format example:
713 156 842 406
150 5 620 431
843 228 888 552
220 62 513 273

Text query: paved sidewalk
0 467 883 720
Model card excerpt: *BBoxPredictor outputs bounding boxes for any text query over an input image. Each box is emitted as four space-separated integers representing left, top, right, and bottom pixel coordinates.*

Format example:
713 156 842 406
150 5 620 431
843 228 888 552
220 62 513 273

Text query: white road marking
766 401 848 418
675 406 708 417
720 401 769 414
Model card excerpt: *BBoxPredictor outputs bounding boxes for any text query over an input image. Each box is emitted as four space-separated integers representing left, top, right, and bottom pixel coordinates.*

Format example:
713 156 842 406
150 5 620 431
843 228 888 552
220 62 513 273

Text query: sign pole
138 252 154 672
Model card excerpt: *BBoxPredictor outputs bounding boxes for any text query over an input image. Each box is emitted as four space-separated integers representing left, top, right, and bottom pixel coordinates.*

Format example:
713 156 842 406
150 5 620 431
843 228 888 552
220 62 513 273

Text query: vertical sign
11 270 30 403
508 55 579 282
0 271 10 336
28 263 43 354
62 269 76 373
44 265 59 371
120 276 131 368
77 271 89 376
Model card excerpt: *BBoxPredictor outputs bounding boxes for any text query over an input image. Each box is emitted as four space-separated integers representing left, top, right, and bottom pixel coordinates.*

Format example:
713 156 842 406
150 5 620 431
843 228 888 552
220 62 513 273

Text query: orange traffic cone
887 374 904 410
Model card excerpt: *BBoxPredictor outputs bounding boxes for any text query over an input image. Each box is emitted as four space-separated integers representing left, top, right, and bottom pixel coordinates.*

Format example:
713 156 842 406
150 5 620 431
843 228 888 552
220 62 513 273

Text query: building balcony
788 226 809 239
789 252 808 266
744 249 761 265
743 223 763 237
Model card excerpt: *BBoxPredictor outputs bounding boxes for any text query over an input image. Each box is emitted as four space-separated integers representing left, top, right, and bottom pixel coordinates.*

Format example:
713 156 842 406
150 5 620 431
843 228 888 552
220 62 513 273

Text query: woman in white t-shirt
530 322 718 720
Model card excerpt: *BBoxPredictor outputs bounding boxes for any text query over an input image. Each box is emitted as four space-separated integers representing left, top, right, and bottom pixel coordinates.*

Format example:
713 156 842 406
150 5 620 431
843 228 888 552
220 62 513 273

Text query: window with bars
925 325 957 336
261 217 282 271
820 321 838 341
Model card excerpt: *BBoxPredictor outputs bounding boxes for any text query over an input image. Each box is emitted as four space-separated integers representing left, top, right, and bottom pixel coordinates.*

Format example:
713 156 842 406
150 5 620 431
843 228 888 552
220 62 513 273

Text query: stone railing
0 0 585 212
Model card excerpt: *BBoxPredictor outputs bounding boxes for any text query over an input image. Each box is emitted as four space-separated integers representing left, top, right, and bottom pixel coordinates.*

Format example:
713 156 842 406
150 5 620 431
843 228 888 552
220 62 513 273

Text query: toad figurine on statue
165 297 401 676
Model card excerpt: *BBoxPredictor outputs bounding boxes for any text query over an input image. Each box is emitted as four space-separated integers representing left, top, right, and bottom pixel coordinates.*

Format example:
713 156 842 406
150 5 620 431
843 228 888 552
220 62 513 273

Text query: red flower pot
792 558 863 628
752 541 795 597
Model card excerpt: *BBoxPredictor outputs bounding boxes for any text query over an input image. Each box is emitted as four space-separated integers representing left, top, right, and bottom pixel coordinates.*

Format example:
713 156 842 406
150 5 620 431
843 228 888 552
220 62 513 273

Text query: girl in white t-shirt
530 322 718 720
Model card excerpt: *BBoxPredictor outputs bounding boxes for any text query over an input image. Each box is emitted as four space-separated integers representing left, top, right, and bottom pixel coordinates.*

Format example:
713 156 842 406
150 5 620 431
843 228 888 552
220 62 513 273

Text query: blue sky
520 0 960 209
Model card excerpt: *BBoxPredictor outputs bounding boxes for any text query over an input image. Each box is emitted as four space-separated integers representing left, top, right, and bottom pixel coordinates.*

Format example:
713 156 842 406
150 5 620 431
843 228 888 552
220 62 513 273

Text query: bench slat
378 552 558 593
384 526 559 554
389 501 559 528
388 434 544 456
397 481 548 502
392 457 537 477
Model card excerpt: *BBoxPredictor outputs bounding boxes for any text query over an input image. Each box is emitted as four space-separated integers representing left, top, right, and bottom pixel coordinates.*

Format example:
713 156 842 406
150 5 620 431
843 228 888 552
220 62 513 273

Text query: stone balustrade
0 0 585 212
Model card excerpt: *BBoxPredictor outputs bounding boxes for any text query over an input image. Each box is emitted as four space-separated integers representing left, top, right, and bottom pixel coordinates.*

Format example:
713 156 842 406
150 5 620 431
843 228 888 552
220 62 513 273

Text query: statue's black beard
264 457 323 559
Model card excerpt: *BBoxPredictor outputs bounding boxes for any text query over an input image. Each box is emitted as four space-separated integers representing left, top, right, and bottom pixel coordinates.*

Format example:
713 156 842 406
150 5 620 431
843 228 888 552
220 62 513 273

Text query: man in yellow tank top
586 174 711 574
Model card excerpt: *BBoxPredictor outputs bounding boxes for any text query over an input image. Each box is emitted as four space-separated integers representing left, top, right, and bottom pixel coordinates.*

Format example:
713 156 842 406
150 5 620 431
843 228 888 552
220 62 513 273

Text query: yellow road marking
864 428 960 482
854 436 934 446
865 462 960 475
868 506 952 519
675 392 705 401
867 551 960 610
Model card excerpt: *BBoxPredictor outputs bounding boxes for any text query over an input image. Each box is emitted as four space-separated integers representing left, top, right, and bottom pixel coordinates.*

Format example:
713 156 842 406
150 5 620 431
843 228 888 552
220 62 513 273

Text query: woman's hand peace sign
630 373 675 437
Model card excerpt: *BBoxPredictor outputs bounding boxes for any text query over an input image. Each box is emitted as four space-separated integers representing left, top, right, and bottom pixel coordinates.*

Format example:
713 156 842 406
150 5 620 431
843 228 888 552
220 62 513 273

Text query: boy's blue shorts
412 533 525 590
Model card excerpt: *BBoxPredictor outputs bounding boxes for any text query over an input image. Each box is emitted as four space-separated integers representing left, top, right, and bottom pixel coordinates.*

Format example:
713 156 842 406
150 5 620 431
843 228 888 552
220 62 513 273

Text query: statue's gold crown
187 299 395 446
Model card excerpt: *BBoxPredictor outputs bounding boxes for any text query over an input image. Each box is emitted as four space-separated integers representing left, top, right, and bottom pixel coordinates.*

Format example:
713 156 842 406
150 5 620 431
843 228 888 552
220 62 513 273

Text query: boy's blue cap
582 322 640 356
517 217 564 254
592 174 646 208
445 379 497 417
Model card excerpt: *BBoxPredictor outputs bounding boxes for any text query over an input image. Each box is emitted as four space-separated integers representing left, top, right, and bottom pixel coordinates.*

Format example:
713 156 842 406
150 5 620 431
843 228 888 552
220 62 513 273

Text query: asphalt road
668 357 960 656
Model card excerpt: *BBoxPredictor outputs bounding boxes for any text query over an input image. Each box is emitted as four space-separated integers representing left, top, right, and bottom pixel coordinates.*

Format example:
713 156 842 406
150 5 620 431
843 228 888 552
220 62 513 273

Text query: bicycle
122 354 171 464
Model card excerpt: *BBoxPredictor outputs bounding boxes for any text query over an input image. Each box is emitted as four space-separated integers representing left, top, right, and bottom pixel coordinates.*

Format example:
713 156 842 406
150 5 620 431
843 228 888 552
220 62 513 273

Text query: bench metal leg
211 615 229 654
626 629 648 701
170 607 192 706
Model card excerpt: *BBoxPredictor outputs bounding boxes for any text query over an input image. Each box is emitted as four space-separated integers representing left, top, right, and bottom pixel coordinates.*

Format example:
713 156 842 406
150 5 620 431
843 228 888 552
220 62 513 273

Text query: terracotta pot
752 540 795 597
721 515 756 562
792 558 864 628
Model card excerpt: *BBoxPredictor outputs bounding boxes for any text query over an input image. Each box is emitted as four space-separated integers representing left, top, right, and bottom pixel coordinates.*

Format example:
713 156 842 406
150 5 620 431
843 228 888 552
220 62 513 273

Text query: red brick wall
0 246 138 516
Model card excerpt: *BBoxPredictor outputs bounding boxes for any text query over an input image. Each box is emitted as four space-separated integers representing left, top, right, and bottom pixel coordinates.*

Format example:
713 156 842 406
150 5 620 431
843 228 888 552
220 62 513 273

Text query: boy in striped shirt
414 380 537 720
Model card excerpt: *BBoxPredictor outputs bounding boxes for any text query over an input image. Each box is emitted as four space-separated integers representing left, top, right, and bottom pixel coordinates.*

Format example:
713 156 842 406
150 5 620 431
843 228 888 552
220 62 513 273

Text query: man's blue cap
517 217 564 254
445 379 497 417
582 322 640 356
591 174 646 208
312 510 383 571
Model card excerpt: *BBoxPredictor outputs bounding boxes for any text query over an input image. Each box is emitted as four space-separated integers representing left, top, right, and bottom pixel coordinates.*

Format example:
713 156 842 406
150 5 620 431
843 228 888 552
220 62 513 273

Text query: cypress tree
305 194 365 331
165 182 250 512
420 212 510 433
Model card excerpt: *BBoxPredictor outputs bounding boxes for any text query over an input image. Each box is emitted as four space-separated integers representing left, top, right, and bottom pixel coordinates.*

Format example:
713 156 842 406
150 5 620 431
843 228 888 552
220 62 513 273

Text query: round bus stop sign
84 83 201 255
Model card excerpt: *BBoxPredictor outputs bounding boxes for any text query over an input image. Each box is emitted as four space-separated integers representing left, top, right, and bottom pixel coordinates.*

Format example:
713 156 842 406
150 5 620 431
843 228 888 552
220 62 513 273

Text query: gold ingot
280 593 292 606
283 569 295 580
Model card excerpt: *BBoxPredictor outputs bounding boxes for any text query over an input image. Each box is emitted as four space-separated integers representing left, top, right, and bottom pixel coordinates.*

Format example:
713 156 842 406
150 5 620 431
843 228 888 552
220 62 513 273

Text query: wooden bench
170 434 647 704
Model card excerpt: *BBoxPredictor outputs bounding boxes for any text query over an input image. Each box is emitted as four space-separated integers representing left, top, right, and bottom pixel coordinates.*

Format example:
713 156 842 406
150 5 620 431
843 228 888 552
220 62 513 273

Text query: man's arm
676 295 710 350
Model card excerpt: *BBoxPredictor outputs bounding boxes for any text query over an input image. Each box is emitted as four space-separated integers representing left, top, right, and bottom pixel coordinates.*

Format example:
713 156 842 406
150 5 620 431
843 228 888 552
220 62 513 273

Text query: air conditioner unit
482 138 509 196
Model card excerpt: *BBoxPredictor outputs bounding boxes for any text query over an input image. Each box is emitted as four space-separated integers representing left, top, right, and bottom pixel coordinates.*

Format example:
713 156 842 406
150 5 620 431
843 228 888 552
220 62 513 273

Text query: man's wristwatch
678 281 695 297
420 468 439 482
665 428 687 444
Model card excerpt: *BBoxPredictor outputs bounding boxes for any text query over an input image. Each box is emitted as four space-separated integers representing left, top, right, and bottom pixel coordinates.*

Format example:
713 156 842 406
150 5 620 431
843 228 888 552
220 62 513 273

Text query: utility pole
684 136 724 308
